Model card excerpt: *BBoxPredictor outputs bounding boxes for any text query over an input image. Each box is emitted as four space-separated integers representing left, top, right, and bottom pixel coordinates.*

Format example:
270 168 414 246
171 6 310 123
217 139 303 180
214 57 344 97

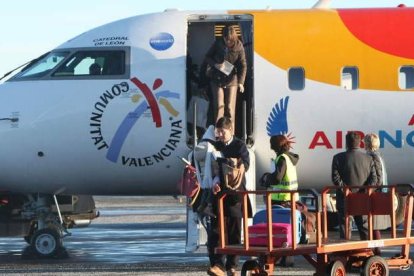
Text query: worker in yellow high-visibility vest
261 135 299 205
260 134 299 267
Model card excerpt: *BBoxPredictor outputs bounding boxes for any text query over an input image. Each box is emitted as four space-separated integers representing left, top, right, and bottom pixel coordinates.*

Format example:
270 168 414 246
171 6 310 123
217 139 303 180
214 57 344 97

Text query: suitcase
249 223 292 247
252 205 302 242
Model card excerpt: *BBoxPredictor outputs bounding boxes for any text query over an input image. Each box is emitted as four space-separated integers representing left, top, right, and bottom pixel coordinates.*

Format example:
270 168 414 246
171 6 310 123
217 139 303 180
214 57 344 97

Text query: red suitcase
248 223 292 247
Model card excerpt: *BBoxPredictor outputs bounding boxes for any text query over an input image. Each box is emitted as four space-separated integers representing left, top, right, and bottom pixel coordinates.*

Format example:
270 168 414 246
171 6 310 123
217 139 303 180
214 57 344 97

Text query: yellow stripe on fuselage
231 9 414 91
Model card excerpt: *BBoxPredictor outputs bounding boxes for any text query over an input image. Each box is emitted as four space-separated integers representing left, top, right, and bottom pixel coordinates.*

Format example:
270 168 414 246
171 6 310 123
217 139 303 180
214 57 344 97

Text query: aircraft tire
30 227 63 258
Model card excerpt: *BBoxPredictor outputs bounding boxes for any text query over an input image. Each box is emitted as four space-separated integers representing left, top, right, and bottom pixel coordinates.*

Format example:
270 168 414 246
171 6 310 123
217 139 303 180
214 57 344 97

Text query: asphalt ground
0 196 412 275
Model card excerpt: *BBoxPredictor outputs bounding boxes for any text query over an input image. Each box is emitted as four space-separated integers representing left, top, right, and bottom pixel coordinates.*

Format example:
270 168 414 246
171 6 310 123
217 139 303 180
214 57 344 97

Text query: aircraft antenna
312 0 331 9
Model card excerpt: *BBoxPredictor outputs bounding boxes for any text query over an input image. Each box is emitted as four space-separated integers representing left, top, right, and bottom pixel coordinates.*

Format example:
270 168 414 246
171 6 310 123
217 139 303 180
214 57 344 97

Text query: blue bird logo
266 96 295 145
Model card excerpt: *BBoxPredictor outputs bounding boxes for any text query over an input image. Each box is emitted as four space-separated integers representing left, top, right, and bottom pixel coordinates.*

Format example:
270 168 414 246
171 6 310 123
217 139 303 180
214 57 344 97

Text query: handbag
177 165 201 206
222 158 245 190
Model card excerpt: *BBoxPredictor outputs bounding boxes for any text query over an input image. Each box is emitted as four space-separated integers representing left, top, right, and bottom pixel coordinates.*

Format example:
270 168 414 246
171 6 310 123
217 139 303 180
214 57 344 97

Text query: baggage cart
215 184 414 275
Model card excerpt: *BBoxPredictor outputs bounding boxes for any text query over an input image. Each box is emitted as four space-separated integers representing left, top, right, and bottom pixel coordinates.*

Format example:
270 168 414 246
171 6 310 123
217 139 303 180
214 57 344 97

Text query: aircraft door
186 15 254 145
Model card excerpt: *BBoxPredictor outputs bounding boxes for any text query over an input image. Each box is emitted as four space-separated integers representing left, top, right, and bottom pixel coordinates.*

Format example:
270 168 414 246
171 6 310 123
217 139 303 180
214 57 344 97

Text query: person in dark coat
204 25 247 130
207 117 251 276
331 131 377 240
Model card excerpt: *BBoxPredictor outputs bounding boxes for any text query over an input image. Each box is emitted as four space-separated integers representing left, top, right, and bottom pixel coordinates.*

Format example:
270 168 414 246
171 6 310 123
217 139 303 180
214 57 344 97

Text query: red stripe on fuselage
338 8 414 59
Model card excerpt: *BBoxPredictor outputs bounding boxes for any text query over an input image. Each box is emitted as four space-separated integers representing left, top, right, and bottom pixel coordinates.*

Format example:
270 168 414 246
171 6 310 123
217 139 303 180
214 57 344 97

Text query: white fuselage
0 9 413 196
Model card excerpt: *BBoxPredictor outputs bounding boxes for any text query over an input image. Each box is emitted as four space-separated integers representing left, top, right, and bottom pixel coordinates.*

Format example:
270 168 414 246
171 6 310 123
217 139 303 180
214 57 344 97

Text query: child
192 125 220 218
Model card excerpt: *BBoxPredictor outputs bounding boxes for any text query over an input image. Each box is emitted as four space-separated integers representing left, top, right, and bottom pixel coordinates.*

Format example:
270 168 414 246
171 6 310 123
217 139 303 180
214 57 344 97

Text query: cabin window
341 67 359 90
53 50 126 77
399 66 414 90
288 67 305 90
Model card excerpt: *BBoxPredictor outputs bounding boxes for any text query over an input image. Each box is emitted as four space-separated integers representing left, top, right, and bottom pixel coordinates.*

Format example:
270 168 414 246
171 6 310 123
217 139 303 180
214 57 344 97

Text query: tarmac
0 196 412 275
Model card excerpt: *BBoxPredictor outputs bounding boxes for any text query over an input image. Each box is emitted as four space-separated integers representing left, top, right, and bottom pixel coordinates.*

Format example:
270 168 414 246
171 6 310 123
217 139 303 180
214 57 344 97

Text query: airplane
0 2 414 258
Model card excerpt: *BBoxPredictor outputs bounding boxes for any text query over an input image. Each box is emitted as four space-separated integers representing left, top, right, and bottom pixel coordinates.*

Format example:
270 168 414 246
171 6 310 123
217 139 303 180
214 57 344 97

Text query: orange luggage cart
215 184 414 275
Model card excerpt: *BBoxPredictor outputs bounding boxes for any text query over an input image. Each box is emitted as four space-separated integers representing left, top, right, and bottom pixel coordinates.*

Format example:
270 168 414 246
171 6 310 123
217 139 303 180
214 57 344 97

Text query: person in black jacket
207 117 250 276
331 131 377 240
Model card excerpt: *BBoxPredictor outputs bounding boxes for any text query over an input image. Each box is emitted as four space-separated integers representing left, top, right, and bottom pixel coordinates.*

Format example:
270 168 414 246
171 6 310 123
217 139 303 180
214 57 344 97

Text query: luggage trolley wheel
327 260 346 276
360 256 389 276
241 260 267 276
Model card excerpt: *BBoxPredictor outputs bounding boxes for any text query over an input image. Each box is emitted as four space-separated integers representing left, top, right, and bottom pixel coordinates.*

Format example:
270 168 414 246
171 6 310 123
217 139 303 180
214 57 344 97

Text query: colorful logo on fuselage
267 96 295 145
90 76 182 167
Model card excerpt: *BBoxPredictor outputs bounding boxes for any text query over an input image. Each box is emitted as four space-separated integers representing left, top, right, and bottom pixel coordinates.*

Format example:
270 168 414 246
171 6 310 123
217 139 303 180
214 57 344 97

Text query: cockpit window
14 52 69 79
9 47 129 81
53 50 126 77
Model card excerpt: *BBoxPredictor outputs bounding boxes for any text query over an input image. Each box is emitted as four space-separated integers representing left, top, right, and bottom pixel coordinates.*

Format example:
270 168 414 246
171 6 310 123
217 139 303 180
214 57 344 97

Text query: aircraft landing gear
22 194 70 258
30 227 63 258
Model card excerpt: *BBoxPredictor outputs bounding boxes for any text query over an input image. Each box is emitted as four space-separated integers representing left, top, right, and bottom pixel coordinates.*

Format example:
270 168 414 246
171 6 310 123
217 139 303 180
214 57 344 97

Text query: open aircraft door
185 14 255 252
185 14 254 144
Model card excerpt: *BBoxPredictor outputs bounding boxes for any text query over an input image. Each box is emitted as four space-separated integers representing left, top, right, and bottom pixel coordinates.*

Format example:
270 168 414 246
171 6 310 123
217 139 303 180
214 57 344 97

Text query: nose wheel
30 227 63 258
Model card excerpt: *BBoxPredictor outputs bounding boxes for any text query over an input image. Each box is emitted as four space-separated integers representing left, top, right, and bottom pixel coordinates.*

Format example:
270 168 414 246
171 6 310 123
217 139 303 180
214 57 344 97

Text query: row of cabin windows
12 48 414 89
288 66 414 91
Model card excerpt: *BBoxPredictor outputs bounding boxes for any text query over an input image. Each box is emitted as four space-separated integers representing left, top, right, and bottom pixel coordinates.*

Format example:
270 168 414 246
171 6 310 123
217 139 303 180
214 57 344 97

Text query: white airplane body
0 5 414 257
